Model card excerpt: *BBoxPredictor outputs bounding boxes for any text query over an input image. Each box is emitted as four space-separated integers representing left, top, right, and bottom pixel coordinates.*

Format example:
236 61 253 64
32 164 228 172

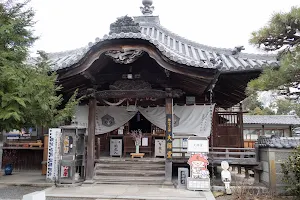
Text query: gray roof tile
46 16 279 72
243 115 300 125
257 136 300 148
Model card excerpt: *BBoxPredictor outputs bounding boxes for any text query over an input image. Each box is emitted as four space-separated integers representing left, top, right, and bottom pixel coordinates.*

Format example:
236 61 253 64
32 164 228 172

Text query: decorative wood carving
95 90 166 99
109 80 151 90
171 89 185 98
109 15 140 35
105 49 144 64
80 89 184 99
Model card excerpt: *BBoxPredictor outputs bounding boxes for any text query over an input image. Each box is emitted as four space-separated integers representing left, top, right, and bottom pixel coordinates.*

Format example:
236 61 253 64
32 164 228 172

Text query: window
264 129 284 138
243 129 261 141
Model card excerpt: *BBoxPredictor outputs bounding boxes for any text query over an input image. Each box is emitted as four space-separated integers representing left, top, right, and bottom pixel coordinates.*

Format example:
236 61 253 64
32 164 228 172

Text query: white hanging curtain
173 105 214 137
138 106 166 130
74 106 137 135
75 104 215 136
95 106 137 134
138 105 215 137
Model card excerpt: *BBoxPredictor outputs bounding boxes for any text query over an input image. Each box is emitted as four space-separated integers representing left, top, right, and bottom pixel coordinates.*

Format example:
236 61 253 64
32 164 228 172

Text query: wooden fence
1 148 43 171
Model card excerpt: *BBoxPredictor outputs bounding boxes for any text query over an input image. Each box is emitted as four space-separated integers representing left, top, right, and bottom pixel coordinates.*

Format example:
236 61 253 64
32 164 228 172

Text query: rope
102 98 126 106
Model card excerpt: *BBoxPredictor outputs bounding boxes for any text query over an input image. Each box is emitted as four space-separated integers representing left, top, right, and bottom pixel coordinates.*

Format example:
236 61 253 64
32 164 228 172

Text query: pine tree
247 6 300 115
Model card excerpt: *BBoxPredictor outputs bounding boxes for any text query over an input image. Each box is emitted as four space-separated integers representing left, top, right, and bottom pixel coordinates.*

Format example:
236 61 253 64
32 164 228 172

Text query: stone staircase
93 157 166 185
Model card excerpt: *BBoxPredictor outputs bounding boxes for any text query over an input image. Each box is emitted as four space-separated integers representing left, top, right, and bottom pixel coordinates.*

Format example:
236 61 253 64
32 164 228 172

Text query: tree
0 1 80 131
242 93 275 115
281 146 300 197
247 6 300 115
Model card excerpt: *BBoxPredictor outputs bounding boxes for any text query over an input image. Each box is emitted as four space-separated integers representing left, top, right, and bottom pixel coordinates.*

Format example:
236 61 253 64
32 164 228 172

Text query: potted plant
2 150 17 175
129 129 143 154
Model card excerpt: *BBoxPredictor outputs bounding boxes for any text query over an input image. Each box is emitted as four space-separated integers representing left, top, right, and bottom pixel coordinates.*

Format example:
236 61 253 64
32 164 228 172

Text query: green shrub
281 146 300 197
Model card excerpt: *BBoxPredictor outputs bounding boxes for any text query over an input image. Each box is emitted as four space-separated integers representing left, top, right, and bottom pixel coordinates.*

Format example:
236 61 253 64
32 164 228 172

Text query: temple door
213 112 243 148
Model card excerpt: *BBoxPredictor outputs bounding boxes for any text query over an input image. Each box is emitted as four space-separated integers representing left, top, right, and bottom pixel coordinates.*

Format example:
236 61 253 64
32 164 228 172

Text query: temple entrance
129 112 151 133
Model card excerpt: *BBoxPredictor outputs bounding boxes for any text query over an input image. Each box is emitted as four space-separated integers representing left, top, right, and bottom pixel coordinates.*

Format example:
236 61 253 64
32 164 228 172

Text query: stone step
96 158 165 165
93 175 166 182
94 163 165 170
94 169 165 177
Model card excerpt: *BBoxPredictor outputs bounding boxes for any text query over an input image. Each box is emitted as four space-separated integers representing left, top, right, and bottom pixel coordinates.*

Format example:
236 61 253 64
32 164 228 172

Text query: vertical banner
166 114 172 159
46 128 61 182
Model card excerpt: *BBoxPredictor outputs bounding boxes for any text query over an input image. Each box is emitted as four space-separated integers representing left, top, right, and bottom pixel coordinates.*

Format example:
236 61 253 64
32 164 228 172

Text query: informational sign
187 153 210 191
142 137 148 147
166 114 172 159
186 96 195 105
61 166 69 178
187 137 209 153
187 136 211 191
178 168 189 188
46 128 61 182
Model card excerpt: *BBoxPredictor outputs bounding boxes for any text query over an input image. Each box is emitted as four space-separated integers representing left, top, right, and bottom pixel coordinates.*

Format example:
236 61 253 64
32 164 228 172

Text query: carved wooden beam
79 89 185 99
58 41 217 80
82 71 96 83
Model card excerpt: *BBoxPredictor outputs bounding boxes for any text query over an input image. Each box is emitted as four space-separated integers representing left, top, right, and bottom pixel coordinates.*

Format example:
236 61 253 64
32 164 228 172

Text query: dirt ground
216 195 292 200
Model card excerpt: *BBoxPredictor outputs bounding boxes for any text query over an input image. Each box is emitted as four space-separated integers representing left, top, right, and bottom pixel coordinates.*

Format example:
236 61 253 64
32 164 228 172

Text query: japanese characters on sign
187 137 209 153
61 166 69 178
166 114 172 159
46 128 61 181
187 137 211 191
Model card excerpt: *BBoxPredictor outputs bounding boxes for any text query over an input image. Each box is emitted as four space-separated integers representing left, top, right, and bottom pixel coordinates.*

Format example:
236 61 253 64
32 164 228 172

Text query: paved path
0 185 47 200
46 184 215 200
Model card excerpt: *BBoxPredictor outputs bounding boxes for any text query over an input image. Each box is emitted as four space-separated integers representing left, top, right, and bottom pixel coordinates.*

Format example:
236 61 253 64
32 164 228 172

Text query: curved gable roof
47 15 279 73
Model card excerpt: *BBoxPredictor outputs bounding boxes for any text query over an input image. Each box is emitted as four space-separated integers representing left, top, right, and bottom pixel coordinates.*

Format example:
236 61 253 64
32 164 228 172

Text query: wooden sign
166 114 172 159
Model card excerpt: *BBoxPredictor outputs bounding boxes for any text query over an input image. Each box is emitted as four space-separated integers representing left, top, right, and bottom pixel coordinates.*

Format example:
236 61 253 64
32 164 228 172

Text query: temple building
47 0 278 183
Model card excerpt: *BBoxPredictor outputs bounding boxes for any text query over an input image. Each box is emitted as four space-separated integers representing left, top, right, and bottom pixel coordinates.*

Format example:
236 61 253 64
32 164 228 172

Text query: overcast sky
29 0 299 55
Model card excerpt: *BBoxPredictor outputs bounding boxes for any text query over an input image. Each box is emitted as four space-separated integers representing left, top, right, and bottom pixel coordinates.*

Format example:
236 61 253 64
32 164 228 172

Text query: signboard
178 168 189 188
186 96 195 105
5 128 36 140
166 114 172 159
187 153 210 191
187 137 209 153
47 128 61 181
142 137 148 146
186 136 211 191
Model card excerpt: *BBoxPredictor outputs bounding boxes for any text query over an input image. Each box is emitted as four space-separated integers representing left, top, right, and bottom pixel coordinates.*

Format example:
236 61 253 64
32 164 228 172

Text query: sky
28 0 299 55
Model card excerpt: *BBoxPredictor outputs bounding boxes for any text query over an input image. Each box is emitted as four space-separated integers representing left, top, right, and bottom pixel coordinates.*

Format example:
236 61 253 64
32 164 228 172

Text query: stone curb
0 182 54 187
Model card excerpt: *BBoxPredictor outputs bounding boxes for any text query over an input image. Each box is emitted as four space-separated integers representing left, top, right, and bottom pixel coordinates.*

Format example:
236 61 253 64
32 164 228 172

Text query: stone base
83 179 95 184
187 177 211 191
130 153 145 158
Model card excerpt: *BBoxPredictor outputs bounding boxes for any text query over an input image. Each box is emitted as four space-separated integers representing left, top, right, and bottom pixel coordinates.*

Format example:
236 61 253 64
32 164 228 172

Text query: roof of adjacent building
243 115 300 125
46 1 279 72
257 136 300 148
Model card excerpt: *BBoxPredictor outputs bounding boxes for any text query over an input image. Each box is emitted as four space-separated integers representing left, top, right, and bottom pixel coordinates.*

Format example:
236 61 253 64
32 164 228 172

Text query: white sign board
142 137 148 147
187 137 209 153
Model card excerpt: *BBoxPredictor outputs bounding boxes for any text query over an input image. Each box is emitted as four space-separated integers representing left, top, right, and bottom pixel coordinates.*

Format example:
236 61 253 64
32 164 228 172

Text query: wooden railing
172 137 258 166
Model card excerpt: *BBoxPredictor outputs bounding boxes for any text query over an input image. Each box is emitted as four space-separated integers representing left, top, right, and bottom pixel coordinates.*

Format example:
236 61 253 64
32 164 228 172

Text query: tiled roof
243 115 300 125
46 16 279 72
257 136 300 148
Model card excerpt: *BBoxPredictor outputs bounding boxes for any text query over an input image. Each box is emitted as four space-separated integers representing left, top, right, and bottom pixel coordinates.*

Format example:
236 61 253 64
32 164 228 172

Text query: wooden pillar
42 134 49 175
86 98 96 181
165 97 173 182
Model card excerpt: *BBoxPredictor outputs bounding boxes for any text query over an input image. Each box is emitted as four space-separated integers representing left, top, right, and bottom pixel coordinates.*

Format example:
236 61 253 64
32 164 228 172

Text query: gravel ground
0 185 47 200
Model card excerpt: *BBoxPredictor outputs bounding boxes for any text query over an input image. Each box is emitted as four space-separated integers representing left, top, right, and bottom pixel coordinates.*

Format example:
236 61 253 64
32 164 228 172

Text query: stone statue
221 161 232 195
